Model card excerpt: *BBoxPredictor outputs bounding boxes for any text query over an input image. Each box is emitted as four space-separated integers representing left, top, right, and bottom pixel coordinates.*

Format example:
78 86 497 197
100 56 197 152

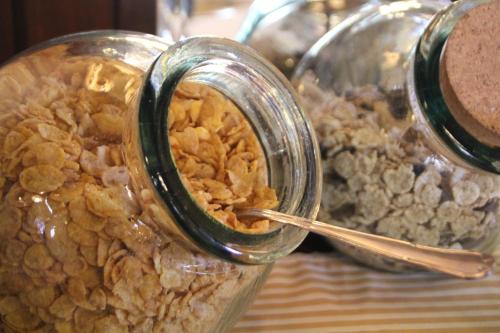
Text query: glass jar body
0 31 277 333
293 0 500 272
238 0 379 78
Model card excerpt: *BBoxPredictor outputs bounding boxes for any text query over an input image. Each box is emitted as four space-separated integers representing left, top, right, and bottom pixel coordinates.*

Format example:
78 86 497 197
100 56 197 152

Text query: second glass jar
293 0 500 271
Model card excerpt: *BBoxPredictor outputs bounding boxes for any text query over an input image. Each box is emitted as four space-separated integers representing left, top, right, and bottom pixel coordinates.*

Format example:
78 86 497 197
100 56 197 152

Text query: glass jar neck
128 37 321 264
406 0 500 174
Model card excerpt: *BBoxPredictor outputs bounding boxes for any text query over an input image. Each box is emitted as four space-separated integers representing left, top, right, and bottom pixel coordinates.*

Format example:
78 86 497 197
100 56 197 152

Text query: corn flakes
169 83 278 232
24 244 55 271
0 53 266 333
68 197 107 232
0 205 22 239
48 295 76 321
19 165 66 193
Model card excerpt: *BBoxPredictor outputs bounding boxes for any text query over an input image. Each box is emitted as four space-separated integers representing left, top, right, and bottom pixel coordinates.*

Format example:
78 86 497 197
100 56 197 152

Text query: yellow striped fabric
234 249 500 333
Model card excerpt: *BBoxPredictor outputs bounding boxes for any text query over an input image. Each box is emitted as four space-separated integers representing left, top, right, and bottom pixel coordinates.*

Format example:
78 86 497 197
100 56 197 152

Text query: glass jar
293 0 500 271
237 0 380 78
0 31 321 332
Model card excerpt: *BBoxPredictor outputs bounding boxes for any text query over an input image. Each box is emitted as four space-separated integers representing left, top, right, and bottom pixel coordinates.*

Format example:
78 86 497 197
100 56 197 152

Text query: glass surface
293 0 448 93
157 0 255 40
292 0 500 272
186 0 254 38
238 0 380 77
157 0 193 40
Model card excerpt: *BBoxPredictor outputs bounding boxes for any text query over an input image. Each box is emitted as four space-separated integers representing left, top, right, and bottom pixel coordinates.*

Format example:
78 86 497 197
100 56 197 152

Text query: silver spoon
237 208 495 279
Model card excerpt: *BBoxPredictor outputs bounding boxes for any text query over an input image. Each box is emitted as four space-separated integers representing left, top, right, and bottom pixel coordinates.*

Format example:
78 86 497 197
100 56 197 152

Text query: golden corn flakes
49 295 76 320
88 287 106 311
84 184 123 218
68 197 107 232
45 219 79 263
80 245 98 266
169 83 278 233
37 123 71 142
5 308 42 331
67 222 98 247
67 277 88 303
26 286 56 308
0 53 268 333
62 256 88 277
95 315 128 333
92 112 124 140
22 142 66 169
24 244 55 271
0 205 22 239
4 239 27 265
19 165 66 193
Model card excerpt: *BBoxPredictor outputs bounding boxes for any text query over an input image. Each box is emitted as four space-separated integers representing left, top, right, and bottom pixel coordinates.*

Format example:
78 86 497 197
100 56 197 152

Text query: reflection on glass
157 0 193 40
156 0 254 40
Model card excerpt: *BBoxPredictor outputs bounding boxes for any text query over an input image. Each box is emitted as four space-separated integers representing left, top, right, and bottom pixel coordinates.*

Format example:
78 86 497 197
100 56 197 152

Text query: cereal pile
300 79 499 252
169 83 278 233
0 49 265 333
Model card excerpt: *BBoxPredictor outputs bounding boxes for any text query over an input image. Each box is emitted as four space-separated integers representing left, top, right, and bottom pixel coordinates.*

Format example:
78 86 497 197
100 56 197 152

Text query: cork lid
439 0 500 147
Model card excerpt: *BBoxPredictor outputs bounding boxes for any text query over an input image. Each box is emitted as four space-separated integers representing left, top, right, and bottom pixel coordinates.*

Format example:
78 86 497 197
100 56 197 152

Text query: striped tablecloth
234 248 500 333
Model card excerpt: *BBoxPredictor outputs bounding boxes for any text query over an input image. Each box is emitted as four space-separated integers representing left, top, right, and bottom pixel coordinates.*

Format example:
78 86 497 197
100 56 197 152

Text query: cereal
301 77 499 265
452 180 480 206
4 239 27 265
24 244 55 271
62 257 88 277
68 197 107 232
19 165 66 193
37 124 70 142
84 184 125 218
102 166 129 187
92 112 124 140
0 52 266 333
49 295 76 320
0 205 22 239
45 219 80 263
95 315 128 333
332 151 356 179
88 287 106 311
22 142 66 168
169 83 278 232
382 165 415 194
4 308 42 331
26 286 56 308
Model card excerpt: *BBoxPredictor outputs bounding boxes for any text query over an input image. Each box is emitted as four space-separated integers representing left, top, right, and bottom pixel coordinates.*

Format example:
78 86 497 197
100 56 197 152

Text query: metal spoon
237 208 495 279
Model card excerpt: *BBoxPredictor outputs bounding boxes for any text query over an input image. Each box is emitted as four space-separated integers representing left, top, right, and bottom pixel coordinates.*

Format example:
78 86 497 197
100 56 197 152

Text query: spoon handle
238 208 495 279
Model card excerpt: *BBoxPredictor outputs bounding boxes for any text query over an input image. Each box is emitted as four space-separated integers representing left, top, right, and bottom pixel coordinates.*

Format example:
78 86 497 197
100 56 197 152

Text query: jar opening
138 37 321 264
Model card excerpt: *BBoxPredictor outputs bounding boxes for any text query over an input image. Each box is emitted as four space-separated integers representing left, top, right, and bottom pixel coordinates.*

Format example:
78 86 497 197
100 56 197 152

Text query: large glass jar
237 0 380 78
293 0 500 271
0 31 321 332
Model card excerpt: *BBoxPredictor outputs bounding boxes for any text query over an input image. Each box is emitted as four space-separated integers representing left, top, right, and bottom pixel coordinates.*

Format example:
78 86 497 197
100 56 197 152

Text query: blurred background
0 0 254 63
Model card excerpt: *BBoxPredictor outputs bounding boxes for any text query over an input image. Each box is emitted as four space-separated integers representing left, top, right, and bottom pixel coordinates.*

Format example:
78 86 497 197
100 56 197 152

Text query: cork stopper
439 1 500 147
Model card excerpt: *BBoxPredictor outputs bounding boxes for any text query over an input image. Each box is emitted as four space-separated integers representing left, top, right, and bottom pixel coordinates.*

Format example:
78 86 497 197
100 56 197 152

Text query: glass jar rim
0 30 173 70
137 36 322 264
